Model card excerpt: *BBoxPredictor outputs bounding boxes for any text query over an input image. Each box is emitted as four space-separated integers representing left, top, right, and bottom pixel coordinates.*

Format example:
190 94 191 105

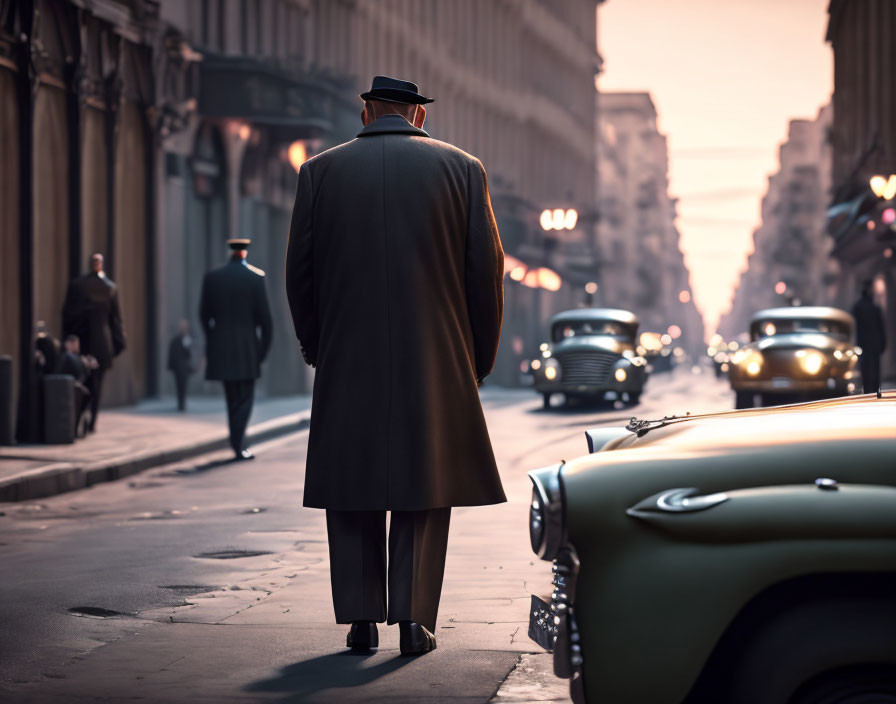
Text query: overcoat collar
357 114 430 138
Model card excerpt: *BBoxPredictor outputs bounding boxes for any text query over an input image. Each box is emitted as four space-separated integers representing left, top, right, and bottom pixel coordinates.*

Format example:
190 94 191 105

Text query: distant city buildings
596 92 705 356
718 105 836 340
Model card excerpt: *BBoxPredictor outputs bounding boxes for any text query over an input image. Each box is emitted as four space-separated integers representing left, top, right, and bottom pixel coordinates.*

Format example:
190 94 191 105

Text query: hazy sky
598 0 833 334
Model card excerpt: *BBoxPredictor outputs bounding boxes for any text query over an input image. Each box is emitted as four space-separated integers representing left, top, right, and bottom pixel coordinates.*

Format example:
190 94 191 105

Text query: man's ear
361 105 372 126
412 105 426 129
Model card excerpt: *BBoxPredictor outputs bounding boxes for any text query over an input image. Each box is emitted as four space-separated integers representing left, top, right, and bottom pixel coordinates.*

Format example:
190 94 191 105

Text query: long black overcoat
285 115 506 511
199 259 273 381
62 272 126 370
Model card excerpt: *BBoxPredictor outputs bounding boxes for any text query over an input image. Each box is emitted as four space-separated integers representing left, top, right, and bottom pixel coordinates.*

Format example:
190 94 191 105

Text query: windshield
751 319 851 341
552 321 634 342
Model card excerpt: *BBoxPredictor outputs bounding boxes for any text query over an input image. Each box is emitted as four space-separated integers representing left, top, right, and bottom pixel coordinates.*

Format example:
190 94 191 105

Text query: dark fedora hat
360 75 433 105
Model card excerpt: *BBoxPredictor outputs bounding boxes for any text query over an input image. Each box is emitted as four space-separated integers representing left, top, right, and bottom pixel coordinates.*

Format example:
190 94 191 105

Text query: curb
0 411 310 503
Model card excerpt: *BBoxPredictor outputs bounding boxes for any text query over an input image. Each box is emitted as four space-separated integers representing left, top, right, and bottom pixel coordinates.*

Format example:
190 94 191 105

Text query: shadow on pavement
245 650 414 701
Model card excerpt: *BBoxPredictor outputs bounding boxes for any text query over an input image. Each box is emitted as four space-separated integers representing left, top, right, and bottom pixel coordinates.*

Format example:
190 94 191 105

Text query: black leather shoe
236 449 255 461
399 621 437 655
346 621 378 651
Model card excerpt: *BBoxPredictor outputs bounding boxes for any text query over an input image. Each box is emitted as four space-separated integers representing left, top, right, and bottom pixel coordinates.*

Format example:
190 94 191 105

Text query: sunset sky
598 0 833 335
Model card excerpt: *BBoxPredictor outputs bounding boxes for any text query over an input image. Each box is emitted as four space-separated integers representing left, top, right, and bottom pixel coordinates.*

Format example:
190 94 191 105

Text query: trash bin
0 355 12 445
42 374 75 444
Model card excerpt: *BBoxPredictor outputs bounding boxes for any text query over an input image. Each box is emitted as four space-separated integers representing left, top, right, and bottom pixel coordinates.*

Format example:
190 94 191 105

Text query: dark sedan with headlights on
728 306 861 408
526 309 648 408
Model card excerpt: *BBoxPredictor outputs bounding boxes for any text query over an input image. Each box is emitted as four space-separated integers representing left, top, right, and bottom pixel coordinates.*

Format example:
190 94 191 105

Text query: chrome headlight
528 464 566 561
544 357 561 381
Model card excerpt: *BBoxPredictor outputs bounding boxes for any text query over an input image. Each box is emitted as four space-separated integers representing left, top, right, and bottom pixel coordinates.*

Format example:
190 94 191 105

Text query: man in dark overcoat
167 319 195 412
852 279 887 393
285 76 506 655
61 253 126 432
199 239 273 460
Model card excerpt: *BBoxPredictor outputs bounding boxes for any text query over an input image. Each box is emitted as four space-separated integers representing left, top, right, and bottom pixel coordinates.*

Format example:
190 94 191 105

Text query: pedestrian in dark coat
61 253 126 432
167 319 195 412
852 279 888 393
285 76 505 654
199 239 273 460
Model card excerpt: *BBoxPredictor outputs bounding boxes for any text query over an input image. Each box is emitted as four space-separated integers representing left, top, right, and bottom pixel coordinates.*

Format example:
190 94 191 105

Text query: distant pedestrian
33 321 59 376
167 319 195 412
57 334 97 436
61 253 126 432
286 76 505 655
199 239 273 460
852 279 887 393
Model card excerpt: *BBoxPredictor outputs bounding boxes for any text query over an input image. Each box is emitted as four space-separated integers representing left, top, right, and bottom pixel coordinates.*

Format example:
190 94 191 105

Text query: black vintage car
527 309 648 408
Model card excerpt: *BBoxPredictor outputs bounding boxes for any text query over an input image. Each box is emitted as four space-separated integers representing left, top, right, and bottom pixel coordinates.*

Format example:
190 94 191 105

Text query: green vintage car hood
560 391 896 704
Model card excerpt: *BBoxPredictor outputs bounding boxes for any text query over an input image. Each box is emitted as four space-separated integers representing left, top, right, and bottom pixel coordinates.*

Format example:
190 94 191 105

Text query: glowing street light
870 174 896 200
287 140 308 173
667 324 682 340
775 281 787 295
540 208 579 231
585 281 598 295
678 290 691 303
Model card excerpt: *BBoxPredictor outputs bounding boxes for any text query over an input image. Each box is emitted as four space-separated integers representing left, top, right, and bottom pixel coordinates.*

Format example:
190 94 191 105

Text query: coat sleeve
285 163 318 367
464 158 505 382
254 276 274 363
109 286 126 355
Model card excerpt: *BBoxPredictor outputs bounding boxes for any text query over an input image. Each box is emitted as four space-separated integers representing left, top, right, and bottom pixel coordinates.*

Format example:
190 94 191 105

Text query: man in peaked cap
286 76 506 654
200 238 273 460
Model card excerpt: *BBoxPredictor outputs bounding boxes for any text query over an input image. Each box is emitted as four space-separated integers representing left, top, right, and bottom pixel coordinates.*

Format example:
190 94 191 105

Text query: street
0 367 732 703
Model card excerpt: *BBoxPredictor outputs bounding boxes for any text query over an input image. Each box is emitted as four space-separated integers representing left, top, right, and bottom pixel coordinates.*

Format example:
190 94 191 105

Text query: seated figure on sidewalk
167 319 195 412
57 334 97 438
199 239 273 461
285 76 506 655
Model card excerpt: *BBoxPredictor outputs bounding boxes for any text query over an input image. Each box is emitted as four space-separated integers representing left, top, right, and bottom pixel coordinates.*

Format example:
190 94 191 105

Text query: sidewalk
0 394 312 502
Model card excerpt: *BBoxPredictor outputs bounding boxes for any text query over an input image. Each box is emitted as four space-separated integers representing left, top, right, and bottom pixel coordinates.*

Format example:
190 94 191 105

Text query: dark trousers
86 369 104 431
173 372 189 411
325 508 451 633
223 379 254 454
860 354 882 394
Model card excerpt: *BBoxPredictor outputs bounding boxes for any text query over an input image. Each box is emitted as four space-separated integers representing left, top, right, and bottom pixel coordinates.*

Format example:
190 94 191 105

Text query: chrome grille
555 350 618 385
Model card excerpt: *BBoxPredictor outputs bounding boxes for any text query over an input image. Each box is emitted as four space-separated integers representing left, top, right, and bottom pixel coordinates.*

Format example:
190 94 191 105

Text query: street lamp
288 140 308 173
540 208 578 231
869 174 896 200
775 281 787 295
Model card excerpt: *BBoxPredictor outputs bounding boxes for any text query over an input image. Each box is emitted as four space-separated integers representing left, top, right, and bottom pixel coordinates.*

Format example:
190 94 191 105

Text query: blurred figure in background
61 253 126 432
57 334 97 437
199 239 273 460
33 321 59 375
167 319 195 412
852 279 887 393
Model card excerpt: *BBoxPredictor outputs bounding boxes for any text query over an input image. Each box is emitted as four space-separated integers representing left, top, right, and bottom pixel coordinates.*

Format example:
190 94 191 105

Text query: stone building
596 92 704 356
2 0 605 441
719 105 836 340
157 0 605 390
1 0 159 440
825 0 896 380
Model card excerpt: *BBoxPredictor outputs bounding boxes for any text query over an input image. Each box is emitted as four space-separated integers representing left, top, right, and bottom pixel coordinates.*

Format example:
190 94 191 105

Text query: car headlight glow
798 350 825 375
531 359 542 371
614 368 627 382
543 357 561 381
746 360 761 376
545 366 557 380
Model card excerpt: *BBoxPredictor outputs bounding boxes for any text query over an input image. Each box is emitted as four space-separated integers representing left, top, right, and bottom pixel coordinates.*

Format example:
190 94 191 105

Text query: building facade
719 106 837 340
826 0 896 380
1 0 159 440
596 92 704 357
2 0 606 440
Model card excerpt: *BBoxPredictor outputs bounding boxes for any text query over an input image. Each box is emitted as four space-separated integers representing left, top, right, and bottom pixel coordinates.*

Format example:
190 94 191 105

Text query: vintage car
528 309 648 408
728 306 861 408
528 392 896 704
